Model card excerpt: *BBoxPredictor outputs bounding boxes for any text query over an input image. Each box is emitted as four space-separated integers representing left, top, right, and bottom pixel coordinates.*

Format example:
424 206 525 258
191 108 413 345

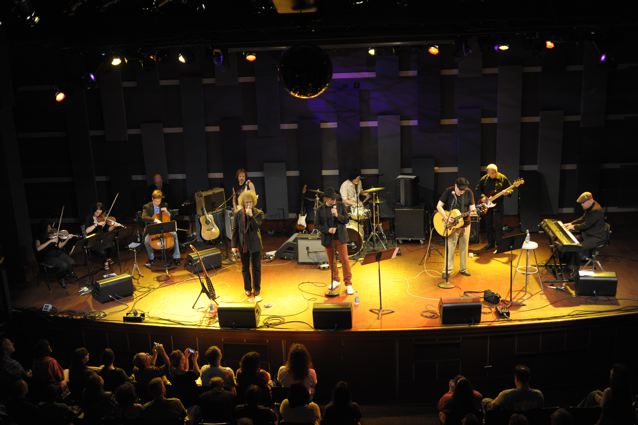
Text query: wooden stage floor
12 217 638 332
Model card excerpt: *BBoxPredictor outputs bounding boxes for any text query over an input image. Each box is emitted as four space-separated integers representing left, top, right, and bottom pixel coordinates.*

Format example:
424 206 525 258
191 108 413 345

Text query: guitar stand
192 272 219 309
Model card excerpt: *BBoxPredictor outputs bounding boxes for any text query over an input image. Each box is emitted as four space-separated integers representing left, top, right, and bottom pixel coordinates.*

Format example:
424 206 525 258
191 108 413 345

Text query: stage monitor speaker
395 207 425 241
93 273 134 303
217 303 261 328
185 247 222 273
195 188 226 215
576 271 617 297
297 234 327 264
439 296 482 325
275 233 299 260
313 302 352 330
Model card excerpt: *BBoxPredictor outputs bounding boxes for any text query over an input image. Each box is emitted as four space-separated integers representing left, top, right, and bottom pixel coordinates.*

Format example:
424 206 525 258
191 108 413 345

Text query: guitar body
478 178 525 215
199 208 220 241
433 209 466 237
296 214 307 231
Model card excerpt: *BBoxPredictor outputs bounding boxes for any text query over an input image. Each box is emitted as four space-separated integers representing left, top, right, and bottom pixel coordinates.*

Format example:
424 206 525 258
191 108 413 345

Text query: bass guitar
200 204 220 241
433 205 487 237
479 178 525 214
296 184 308 231
189 244 218 305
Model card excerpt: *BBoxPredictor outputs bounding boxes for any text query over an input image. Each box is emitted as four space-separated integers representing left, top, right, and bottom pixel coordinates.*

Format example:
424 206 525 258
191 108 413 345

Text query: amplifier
576 270 618 297
395 208 425 241
195 188 225 215
185 247 222 273
93 273 134 304
297 234 327 264
439 296 482 325
313 302 352 330
217 302 261 328
275 233 299 260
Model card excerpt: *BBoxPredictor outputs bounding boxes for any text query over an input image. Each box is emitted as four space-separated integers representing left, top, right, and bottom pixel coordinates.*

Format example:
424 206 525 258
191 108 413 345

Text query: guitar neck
489 183 517 202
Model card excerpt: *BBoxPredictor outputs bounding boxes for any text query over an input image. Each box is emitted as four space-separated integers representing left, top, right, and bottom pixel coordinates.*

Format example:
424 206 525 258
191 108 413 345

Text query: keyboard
540 219 582 252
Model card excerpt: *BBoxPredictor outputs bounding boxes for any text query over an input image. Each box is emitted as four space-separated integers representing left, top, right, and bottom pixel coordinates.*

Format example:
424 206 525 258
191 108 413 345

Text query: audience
114 382 144 425
438 375 483 424
82 372 117 425
192 376 236 424
98 348 130 392
235 384 278 425
461 413 481 425
31 339 67 401
237 351 273 404
508 412 529 425
441 376 483 425
68 347 93 402
585 363 634 425
280 383 321 425
322 380 362 425
3 379 39 425
200 345 237 394
141 377 187 425
131 343 170 402
1 337 31 385
36 384 78 425
550 408 574 425
167 348 200 407
483 365 544 412
277 343 318 399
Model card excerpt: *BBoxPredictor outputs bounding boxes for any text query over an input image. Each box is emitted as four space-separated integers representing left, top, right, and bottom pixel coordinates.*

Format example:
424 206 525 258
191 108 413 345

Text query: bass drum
349 205 370 221
345 220 364 255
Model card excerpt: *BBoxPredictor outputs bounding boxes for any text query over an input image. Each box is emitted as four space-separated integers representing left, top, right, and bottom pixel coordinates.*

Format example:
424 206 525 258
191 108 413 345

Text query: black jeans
240 251 261 293
43 250 75 278
485 207 503 246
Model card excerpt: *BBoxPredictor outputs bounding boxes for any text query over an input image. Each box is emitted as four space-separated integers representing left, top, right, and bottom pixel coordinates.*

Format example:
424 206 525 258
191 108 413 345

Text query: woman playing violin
34 221 76 288
85 201 123 271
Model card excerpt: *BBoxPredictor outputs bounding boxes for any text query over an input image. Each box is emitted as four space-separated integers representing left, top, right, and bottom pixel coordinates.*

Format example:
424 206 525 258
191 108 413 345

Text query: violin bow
55 205 65 248
103 193 119 226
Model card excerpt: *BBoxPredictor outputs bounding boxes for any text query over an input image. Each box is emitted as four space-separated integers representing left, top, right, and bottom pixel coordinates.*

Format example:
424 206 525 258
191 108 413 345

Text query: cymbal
371 198 384 204
362 187 385 194
307 188 324 194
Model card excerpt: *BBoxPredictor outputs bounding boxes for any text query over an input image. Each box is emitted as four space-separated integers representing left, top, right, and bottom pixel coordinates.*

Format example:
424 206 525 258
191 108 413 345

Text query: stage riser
8 311 638 405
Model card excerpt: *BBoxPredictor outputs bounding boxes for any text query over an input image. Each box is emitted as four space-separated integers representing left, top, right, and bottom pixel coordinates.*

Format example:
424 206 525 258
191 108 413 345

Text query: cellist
142 190 181 268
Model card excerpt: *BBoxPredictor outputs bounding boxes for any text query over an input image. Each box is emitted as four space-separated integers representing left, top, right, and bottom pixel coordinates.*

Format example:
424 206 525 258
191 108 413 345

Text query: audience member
438 375 483 424
483 365 544 412
322 381 362 425
68 347 92 402
4 379 39 425
236 351 272 404
277 343 318 399
0 338 31 399
550 408 574 425
114 382 144 425
36 384 78 425
131 343 170 402
461 413 481 425
141 377 187 425
280 383 321 425
167 348 200 407
31 339 67 401
508 413 529 425
235 384 278 425
442 377 483 425
192 376 235 424
200 345 237 394
98 348 130 392
597 364 633 425
82 372 117 425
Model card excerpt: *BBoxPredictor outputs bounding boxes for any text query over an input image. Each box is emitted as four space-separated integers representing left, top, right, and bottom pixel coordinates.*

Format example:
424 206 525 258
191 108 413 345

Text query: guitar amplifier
395 207 425 241
93 274 134 303
575 271 617 296
439 296 482 325
185 247 222 273
297 234 327 264
195 188 225 215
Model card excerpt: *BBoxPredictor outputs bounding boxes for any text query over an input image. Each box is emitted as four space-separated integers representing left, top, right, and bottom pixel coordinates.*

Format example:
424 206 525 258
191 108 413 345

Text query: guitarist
436 177 477 278
476 164 512 250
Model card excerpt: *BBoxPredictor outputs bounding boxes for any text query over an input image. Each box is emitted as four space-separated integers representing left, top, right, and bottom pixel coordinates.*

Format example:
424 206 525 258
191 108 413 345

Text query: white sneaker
331 280 341 290
346 285 355 295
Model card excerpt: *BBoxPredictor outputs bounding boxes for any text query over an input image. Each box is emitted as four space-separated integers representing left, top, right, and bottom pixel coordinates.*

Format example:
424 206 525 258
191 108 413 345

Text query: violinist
34 221 76 288
84 202 122 271
142 190 181 267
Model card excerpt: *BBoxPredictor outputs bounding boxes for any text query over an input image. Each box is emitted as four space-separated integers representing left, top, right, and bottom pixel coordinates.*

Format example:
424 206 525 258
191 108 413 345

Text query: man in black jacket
316 188 355 295
232 190 264 298
565 192 609 256
475 164 512 250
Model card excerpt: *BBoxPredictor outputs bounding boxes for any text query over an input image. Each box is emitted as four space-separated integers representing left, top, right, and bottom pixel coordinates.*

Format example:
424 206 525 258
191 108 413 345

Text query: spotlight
367 47 375 56
545 40 555 49
427 45 440 56
244 52 257 62
88 72 96 82
111 56 122 66
55 90 66 103
494 43 510 52
599 53 607 63
178 52 187 64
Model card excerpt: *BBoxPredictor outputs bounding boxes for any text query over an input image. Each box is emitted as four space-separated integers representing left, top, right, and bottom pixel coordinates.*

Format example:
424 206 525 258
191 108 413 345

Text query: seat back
566 407 601 425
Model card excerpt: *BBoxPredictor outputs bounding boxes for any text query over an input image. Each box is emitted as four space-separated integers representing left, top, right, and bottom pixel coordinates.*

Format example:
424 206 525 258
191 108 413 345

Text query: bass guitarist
436 177 477 278
475 164 512 250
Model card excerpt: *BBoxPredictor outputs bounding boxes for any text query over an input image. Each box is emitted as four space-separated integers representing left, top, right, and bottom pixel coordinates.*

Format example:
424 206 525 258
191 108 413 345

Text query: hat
455 177 470 190
323 187 339 200
576 192 593 204
238 190 258 207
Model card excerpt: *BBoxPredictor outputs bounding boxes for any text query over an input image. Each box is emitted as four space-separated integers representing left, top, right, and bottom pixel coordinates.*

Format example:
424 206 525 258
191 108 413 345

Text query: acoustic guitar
296 184 308 231
433 204 487 237
200 204 220 241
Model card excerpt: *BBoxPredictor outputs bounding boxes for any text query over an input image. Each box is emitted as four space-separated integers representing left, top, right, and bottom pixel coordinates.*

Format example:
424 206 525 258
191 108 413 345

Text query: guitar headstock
513 178 525 187
302 184 307 194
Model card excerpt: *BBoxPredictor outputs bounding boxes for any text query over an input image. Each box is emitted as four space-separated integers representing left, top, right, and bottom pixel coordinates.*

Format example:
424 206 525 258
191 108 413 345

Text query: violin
96 214 124 228
49 229 80 240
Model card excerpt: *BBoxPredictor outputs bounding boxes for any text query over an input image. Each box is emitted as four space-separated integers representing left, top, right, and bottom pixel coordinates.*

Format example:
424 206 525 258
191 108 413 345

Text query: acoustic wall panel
255 53 281 138
264 162 288 219
537 111 563 215
98 68 127 142
456 108 482 189
412 157 435 210
378 115 401 218
220 118 246 196
417 55 441 131
180 76 209 195
298 119 322 190
141 123 168 186
581 41 608 129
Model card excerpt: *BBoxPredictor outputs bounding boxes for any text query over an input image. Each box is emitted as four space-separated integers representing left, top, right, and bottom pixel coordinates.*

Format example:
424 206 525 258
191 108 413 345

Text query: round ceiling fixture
279 45 333 99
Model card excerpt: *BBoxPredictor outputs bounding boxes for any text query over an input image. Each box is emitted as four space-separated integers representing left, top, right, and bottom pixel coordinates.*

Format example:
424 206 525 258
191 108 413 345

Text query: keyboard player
564 191 609 269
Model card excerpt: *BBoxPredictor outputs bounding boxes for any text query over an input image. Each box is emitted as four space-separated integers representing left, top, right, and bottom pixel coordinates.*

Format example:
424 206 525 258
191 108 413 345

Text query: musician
565 192 609 258
339 170 370 208
475 164 512 250
231 190 263 297
232 168 257 211
437 177 477 278
84 202 122 270
142 190 181 267
148 173 172 206
35 221 76 288
316 188 355 295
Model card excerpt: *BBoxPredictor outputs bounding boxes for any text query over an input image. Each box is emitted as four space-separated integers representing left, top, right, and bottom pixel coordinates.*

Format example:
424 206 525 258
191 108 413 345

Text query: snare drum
349 205 370 221
345 220 364 255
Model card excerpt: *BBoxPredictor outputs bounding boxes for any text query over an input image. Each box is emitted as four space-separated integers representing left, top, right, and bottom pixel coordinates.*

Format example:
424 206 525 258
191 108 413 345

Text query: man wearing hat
142 189 181 267
436 177 478 278
316 188 355 295
232 190 264 298
565 192 609 254
476 163 512 250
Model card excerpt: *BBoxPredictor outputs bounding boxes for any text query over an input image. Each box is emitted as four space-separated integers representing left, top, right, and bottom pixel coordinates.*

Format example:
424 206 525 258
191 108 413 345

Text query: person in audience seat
322 380 362 425
482 365 544 412
277 343 318 399
192 376 235 424
82 372 118 425
4 379 39 425
441 376 483 425
36 384 78 425
114 382 144 425
31 339 67 402
68 346 93 402
508 413 529 425
1 337 32 399
235 384 279 425
236 351 273 405
438 374 483 424
141 377 187 425
550 408 574 425
578 363 634 425
280 383 321 425
98 347 130 392
167 348 200 408
200 345 237 394
131 343 170 403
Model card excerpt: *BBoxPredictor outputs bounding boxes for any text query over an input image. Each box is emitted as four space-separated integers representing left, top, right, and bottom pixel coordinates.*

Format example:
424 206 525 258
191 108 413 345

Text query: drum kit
305 186 388 256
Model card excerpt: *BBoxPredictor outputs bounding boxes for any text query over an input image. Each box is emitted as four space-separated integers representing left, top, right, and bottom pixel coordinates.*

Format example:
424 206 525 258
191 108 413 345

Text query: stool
514 240 542 293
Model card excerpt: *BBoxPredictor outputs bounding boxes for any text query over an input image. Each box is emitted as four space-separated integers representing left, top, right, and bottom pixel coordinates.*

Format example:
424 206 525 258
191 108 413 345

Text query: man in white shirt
339 171 369 208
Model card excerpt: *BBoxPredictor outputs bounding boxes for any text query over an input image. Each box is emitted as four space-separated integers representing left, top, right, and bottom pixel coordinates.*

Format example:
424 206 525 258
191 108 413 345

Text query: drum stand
363 192 387 250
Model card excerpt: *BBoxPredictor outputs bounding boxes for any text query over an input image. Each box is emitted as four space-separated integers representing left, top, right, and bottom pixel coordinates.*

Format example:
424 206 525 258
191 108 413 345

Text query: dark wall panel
412 157 435 210
140 123 168 184
255 53 281 138
537 111 564 215
417 55 441 131
98 68 128 142
378 115 401 218
298 119 322 190
456 108 482 188
180 76 209 195
220 118 246 196
580 41 608 128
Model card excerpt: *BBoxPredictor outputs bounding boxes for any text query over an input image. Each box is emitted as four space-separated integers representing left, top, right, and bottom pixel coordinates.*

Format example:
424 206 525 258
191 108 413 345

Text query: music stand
362 247 400 319
496 233 527 307
145 221 177 281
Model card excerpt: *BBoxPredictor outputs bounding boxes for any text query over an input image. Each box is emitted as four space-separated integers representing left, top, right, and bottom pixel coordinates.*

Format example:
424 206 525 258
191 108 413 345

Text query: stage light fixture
545 40 555 49
367 47 375 56
212 48 224 65
178 52 187 64
55 90 66 103
244 52 257 62
494 43 510 52
111 56 122 66
427 45 440 56
599 53 607 63
89 72 96 82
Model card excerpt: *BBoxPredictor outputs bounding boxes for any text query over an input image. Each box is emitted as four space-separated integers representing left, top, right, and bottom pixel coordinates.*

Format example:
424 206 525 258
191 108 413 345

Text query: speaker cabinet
395 207 425 241
195 188 225 215
312 302 352 330
93 273 134 303
470 216 480 244
439 296 482 325
576 271 618 296
185 247 221 273
297 234 327 264
217 303 261 328
275 233 299 260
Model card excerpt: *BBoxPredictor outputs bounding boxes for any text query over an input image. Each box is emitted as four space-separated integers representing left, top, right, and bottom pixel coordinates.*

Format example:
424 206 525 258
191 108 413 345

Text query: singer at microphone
231 190 263 298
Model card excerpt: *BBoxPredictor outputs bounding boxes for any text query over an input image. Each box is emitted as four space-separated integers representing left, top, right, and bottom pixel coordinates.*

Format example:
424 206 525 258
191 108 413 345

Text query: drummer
339 170 370 211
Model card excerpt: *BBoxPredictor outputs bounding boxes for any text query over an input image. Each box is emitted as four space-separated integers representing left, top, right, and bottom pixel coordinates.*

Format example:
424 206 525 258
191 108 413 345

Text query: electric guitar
199 204 220 240
296 184 308 231
190 244 217 301
433 205 487 237
479 178 525 214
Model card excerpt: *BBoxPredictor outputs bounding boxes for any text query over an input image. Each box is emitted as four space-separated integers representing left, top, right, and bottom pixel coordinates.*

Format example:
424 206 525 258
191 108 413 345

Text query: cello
149 205 175 251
